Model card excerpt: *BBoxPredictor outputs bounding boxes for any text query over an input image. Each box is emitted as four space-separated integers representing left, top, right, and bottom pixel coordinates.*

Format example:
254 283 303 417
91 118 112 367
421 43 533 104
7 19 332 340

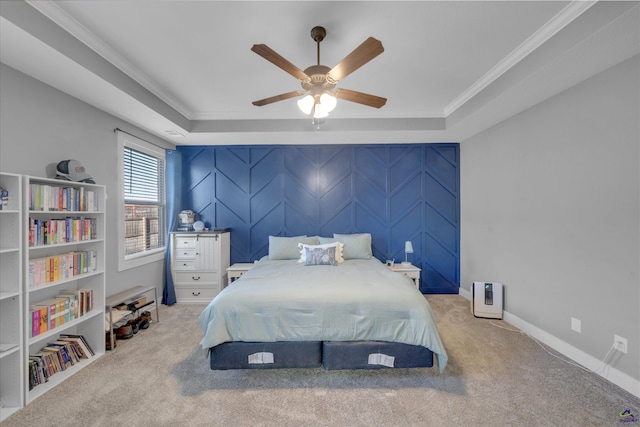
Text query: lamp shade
298 93 337 120
405 241 414 253
319 93 337 112
297 95 315 114
402 241 414 266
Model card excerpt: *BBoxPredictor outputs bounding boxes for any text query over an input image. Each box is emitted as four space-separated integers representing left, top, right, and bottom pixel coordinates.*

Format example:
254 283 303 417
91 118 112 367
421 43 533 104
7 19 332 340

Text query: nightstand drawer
175 286 219 302
173 271 218 284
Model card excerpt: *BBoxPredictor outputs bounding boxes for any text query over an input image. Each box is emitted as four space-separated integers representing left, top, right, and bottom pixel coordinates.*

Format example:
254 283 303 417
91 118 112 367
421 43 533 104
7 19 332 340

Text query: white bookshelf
0 172 24 421
22 176 106 405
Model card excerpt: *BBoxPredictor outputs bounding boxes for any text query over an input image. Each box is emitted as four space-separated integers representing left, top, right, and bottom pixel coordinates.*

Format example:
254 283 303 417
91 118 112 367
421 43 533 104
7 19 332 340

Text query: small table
387 263 421 289
226 263 255 285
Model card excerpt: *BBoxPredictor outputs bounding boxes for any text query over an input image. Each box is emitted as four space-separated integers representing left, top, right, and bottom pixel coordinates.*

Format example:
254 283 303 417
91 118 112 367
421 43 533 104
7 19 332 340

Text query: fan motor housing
301 65 335 92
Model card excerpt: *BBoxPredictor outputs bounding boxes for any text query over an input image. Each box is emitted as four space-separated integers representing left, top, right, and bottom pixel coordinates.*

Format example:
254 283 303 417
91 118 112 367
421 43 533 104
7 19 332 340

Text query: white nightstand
226 263 255 286
387 263 421 289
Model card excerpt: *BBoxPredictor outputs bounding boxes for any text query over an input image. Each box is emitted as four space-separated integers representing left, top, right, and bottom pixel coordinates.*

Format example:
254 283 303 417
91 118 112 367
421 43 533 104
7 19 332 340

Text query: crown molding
25 0 195 119
444 0 597 117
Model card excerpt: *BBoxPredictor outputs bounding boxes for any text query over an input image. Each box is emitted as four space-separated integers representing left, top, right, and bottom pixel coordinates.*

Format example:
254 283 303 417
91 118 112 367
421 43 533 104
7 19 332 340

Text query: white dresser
170 231 230 303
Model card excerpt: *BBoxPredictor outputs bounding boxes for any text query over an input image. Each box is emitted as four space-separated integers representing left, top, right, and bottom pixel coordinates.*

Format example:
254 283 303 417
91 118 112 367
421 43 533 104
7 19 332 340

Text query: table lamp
402 241 414 266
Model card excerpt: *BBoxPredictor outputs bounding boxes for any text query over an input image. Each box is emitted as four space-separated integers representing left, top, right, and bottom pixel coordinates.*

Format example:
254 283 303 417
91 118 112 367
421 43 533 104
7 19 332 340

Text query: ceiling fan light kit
251 26 386 127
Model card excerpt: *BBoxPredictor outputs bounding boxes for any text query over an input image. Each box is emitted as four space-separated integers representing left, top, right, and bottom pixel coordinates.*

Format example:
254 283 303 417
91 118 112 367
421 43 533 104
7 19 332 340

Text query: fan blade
252 90 305 106
328 37 384 82
335 89 386 108
251 44 309 81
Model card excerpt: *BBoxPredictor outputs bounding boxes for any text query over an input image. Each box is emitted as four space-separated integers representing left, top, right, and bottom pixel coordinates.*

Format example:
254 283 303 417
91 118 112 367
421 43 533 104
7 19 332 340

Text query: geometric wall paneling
176 143 459 293
423 232 459 293
423 145 460 293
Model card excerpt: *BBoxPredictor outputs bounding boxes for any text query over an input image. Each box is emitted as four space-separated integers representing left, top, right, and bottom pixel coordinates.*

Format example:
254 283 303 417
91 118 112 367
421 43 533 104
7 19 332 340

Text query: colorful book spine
30 308 40 337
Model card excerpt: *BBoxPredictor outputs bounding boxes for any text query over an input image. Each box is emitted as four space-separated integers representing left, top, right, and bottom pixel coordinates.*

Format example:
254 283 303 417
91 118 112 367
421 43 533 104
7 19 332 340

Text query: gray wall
460 55 639 383
0 63 174 298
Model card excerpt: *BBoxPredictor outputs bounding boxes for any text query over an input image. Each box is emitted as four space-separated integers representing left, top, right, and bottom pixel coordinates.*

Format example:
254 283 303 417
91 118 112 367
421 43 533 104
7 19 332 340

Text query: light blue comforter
198 258 448 372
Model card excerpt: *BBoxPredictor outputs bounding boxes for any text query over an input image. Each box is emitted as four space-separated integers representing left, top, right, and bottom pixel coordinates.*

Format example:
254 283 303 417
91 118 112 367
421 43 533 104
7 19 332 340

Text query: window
117 131 166 271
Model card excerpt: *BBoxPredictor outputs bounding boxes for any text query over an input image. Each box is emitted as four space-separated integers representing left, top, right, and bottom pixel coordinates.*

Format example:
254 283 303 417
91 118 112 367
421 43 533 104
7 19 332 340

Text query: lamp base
401 262 413 267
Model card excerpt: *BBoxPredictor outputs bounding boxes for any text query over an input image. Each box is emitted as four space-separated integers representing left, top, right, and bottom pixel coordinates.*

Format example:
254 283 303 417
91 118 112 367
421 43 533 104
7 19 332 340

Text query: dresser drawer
174 248 196 260
174 237 197 249
173 271 218 284
173 260 197 270
175 286 219 303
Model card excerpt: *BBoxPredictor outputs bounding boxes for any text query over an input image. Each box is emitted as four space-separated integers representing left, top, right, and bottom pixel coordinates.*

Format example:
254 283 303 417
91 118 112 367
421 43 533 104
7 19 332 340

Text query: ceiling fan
251 26 387 120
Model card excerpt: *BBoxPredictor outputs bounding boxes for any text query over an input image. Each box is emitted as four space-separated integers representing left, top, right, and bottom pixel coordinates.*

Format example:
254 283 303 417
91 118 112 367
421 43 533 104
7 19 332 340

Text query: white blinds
124 146 165 203
122 144 166 256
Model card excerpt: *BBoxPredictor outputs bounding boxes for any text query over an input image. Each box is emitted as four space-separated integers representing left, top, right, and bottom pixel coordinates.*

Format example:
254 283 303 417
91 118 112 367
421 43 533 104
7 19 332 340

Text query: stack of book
29 183 98 212
28 217 97 246
28 334 95 390
29 290 94 337
28 250 97 288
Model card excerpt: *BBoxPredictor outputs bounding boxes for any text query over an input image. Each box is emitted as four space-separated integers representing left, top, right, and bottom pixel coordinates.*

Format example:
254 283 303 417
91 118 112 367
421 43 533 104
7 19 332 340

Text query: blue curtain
162 149 181 305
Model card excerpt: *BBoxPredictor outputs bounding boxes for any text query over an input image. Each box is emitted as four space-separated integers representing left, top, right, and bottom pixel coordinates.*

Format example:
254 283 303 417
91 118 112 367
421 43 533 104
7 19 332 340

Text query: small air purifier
471 282 503 319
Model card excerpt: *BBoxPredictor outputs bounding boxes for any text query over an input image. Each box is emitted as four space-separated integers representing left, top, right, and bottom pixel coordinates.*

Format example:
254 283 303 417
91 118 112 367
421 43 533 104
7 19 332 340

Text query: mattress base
209 341 322 369
209 341 433 370
322 341 433 370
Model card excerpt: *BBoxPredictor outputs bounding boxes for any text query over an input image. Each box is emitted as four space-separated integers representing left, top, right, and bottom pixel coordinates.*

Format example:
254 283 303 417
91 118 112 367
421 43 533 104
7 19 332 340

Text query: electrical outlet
614 335 628 354
571 317 581 333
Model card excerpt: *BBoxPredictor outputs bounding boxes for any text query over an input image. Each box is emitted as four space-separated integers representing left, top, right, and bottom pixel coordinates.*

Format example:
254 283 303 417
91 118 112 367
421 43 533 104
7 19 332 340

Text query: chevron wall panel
177 143 459 294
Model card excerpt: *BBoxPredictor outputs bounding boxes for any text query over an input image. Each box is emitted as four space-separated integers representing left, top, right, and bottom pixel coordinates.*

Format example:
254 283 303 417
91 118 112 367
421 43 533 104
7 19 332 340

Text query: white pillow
333 233 372 259
298 242 344 264
269 235 319 260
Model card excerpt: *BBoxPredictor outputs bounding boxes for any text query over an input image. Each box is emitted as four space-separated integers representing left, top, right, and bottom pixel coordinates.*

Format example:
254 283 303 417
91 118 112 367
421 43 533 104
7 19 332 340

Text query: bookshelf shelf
0 344 20 358
28 238 104 251
0 172 23 422
27 351 103 403
0 291 21 301
28 309 103 346
27 269 105 292
22 176 106 406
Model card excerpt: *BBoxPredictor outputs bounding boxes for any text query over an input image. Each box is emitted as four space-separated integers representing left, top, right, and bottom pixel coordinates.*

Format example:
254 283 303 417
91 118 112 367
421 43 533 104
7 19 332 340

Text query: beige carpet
4 295 638 426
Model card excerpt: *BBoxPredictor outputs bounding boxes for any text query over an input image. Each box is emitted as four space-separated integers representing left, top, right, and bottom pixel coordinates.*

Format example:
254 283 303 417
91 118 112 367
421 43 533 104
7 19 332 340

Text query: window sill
118 247 165 272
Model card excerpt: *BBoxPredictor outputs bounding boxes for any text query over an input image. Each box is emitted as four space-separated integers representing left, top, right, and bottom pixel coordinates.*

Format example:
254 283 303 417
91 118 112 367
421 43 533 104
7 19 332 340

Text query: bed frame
209 341 434 370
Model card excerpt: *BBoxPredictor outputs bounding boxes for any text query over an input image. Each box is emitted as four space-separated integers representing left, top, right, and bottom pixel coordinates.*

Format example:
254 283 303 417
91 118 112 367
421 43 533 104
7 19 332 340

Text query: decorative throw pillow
333 233 372 259
304 245 337 266
298 242 344 263
268 235 319 260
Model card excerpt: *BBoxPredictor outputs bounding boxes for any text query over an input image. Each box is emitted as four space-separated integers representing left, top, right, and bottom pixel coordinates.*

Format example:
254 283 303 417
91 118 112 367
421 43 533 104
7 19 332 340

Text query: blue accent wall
176 144 459 294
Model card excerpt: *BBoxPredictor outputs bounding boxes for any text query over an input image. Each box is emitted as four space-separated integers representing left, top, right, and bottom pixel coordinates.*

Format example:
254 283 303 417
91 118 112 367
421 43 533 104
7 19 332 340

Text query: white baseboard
457 288 639 398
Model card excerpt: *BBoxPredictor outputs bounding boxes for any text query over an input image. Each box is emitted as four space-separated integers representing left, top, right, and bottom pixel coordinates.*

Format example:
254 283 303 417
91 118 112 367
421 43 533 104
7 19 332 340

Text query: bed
198 234 448 373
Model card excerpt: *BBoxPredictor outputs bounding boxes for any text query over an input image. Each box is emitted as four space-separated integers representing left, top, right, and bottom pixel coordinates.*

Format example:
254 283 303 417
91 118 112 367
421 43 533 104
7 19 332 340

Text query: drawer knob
192 276 201 280
192 291 201 296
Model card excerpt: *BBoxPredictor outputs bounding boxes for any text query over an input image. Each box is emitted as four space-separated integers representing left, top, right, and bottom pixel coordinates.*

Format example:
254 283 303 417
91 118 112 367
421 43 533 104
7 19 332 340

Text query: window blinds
123 146 165 256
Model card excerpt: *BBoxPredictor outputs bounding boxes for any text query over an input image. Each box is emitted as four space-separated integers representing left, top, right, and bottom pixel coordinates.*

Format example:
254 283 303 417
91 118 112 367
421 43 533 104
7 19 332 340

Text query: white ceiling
1 1 638 145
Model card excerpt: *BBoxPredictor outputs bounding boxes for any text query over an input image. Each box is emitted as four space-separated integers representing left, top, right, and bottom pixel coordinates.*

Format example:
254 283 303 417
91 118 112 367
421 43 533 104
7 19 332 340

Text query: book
56 337 88 360
42 346 68 371
30 307 40 337
34 299 57 331
57 292 79 320
50 340 80 363
59 334 94 357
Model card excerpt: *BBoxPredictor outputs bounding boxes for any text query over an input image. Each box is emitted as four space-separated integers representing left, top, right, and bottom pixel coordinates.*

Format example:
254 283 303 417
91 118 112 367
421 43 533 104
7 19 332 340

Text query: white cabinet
170 232 230 303
22 176 106 404
0 172 24 421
